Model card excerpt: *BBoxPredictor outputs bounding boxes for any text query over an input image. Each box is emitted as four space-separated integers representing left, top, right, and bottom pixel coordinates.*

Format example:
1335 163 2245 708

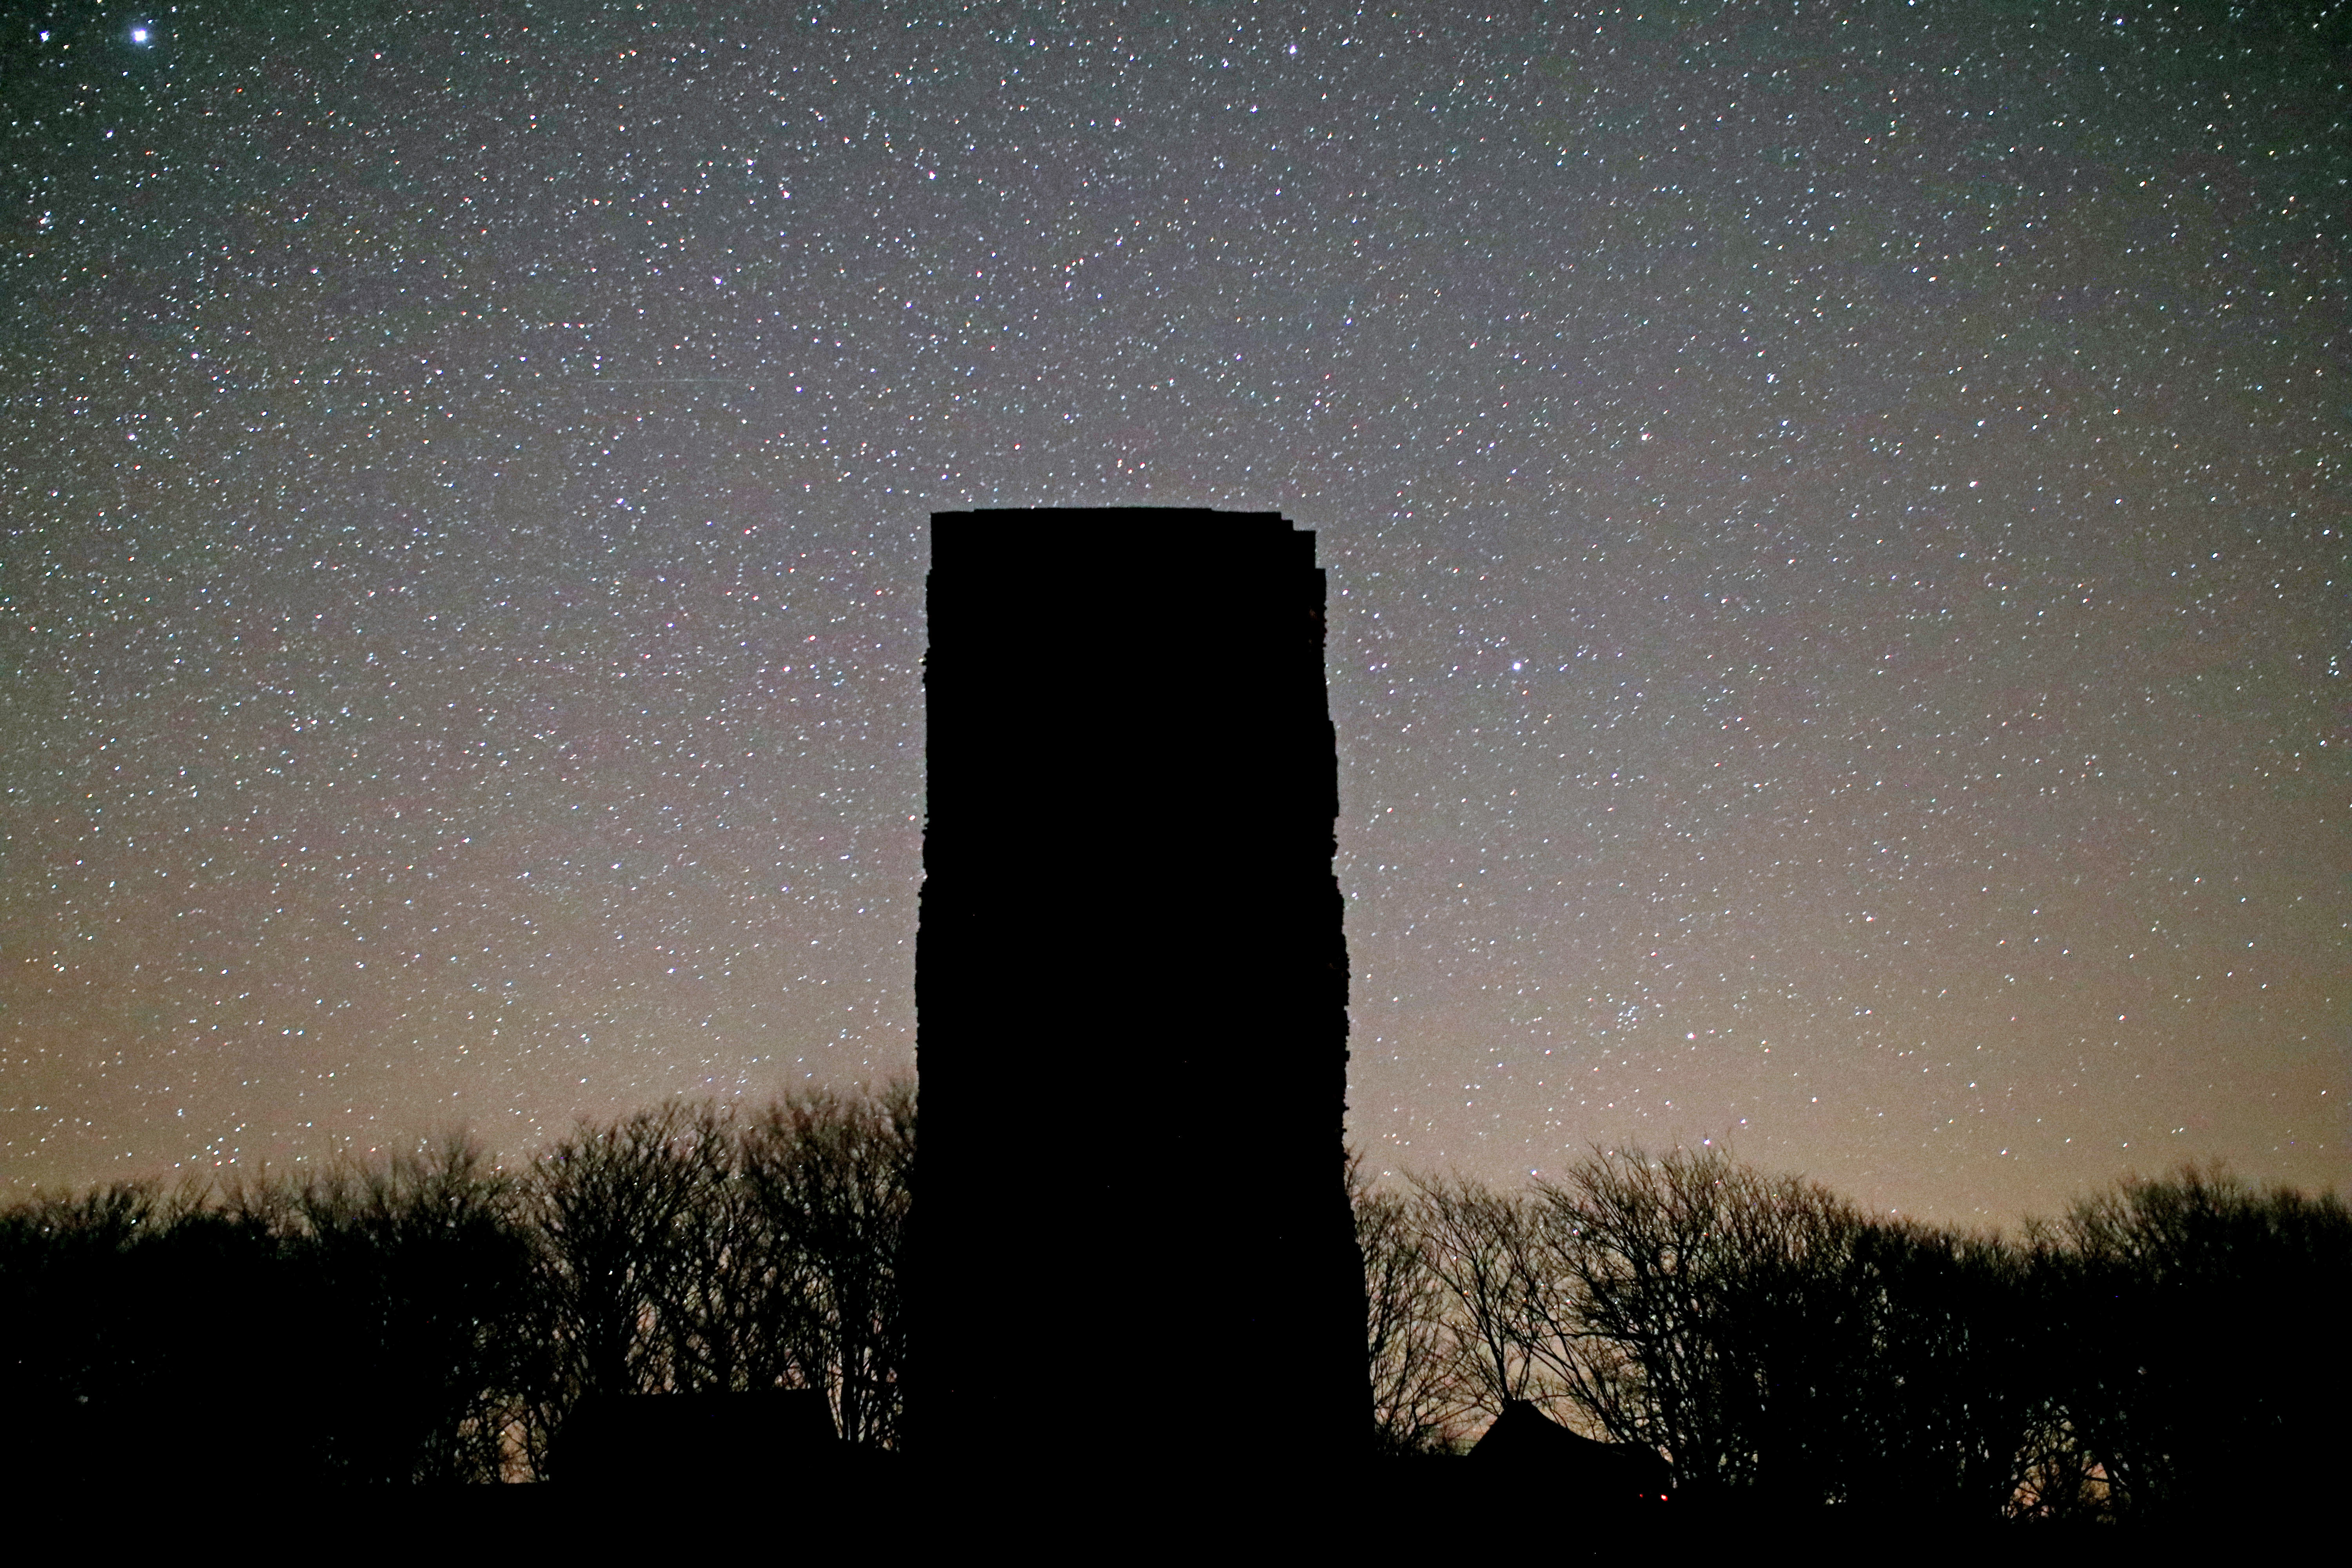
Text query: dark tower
914 508 1366 1477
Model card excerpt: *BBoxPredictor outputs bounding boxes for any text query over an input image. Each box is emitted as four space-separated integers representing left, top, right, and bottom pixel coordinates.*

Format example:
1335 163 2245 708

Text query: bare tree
1408 1171 1548 1419
742 1078 915 1448
1507 1146 2068 1518
520 1084 916 1471
632 1102 803 1399
523 1101 717 1470
1832 1218 2045 1517
1514 1147 1868 1502
1349 1156 1459 1455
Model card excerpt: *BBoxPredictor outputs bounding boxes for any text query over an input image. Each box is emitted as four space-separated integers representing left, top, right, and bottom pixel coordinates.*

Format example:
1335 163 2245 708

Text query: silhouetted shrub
0 1179 289 1478
0 1079 912 1483
277 1136 540 1482
0 1142 535 1484
2034 1164 2349 1523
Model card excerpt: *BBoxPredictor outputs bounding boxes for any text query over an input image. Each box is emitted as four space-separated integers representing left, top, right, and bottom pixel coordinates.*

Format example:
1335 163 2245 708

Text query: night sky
3 1 2343 1221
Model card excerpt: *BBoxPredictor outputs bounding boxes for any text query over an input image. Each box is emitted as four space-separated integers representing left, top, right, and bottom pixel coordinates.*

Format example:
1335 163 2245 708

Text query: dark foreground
122 1463 2253 1560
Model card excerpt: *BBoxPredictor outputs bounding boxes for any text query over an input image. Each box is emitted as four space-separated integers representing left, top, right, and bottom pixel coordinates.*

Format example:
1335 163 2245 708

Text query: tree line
3 1085 2341 1513
1357 1147 2348 1522
0 1082 913 1483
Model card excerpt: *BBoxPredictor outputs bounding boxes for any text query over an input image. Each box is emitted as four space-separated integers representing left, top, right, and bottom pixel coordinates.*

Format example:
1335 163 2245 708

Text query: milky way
2 2 2342 1219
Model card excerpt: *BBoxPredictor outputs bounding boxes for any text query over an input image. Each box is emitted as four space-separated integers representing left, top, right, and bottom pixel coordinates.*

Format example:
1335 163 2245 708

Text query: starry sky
2 0 2343 1220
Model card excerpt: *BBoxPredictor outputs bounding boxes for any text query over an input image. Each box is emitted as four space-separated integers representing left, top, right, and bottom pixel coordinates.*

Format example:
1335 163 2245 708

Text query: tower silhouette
913 508 1367 1476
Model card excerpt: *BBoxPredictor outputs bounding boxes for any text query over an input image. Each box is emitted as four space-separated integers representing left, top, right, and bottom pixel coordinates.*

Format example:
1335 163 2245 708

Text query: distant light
131 26 151 44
